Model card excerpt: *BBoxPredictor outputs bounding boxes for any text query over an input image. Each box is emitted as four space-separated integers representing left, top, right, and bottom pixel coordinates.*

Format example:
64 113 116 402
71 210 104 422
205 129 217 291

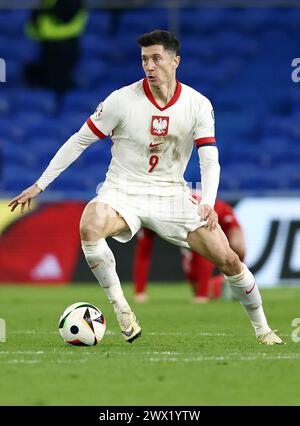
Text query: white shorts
88 186 206 248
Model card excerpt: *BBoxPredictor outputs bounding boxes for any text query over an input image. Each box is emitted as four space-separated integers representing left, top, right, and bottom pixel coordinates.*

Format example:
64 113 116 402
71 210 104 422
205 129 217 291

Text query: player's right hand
8 184 42 214
198 204 218 231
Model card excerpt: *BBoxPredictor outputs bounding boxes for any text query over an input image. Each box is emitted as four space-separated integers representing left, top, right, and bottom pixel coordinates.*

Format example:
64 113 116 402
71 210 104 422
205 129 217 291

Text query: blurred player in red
133 193 245 303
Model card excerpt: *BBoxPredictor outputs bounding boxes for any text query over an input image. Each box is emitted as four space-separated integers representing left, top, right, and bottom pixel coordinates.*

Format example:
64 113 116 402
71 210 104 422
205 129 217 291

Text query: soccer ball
58 302 106 346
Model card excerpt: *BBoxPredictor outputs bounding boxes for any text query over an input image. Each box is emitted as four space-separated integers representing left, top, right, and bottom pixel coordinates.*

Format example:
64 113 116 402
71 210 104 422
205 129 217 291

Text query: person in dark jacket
24 0 88 93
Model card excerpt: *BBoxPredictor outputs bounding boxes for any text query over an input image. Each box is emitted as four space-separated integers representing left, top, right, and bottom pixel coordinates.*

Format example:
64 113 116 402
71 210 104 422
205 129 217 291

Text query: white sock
81 239 131 314
224 264 271 336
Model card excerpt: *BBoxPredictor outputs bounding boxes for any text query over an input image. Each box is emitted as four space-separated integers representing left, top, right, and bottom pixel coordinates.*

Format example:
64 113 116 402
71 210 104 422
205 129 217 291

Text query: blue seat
3 164 39 192
3 60 23 85
180 8 223 35
0 117 27 143
219 173 242 192
185 148 201 183
15 89 57 115
14 111 48 129
3 139 30 166
262 116 295 138
58 111 89 134
108 63 141 86
213 87 267 115
63 90 100 114
116 9 168 35
0 89 15 115
74 58 109 89
89 83 123 102
217 8 271 34
239 176 282 191
4 137 58 169
0 10 29 37
179 59 216 86
223 164 276 191
0 37 38 62
287 172 300 189
49 168 99 192
82 163 111 187
108 33 141 63
85 10 113 36
180 37 217 62
80 34 112 60
225 144 261 164
216 111 260 138
214 32 259 59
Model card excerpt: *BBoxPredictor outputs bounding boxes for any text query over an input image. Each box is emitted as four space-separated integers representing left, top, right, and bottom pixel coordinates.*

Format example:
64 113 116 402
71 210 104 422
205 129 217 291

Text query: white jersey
36 78 218 205
86 78 216 195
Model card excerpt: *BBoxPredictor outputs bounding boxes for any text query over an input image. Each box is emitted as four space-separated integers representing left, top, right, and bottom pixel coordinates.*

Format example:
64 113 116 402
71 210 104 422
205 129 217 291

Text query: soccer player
133 195 246 303
8 30 283 345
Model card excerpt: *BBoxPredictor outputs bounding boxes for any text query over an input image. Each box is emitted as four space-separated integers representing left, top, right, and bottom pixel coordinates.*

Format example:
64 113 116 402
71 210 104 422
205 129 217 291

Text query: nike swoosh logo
246 282 256 294
149 141 165 148
122 327 134 337
90 263 100 270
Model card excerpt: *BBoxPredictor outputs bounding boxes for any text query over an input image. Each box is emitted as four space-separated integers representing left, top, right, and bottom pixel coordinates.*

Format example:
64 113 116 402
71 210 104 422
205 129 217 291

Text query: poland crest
151 116 169 136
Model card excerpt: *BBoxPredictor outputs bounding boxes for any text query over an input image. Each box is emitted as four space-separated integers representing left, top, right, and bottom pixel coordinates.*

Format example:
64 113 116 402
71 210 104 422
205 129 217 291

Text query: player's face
141 45 180 88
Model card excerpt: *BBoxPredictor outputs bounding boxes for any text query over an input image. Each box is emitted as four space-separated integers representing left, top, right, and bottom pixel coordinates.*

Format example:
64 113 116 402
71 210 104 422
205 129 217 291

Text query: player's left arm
194 97 220 231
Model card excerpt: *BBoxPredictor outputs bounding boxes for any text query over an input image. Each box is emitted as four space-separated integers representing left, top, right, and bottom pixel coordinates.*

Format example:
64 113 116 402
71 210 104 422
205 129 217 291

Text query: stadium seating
0 7 299 196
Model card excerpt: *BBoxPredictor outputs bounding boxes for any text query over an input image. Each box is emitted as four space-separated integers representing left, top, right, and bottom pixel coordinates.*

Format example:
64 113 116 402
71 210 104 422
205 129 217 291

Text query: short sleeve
86 90 121 139
193 97 216 148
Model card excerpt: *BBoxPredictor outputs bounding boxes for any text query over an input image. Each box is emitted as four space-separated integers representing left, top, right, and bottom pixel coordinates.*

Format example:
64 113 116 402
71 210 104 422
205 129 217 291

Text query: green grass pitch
0 283 299 406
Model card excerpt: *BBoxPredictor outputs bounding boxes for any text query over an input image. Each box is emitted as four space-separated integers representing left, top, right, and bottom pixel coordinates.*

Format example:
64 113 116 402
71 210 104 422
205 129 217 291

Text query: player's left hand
198 204 218 231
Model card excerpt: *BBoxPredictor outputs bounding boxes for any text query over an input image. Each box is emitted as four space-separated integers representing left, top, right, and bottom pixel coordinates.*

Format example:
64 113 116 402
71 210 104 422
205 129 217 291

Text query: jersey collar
143 78 182 111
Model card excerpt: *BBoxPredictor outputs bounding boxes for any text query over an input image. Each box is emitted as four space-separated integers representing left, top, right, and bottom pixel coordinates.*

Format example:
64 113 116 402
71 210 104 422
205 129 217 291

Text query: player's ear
174 55 180 69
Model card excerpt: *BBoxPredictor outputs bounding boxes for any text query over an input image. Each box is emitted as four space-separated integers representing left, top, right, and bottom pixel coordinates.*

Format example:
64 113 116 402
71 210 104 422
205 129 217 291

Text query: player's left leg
187 225 284 345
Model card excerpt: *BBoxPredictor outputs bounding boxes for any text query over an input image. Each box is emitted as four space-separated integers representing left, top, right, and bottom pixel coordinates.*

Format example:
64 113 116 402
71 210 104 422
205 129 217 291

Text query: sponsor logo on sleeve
95 102 104 119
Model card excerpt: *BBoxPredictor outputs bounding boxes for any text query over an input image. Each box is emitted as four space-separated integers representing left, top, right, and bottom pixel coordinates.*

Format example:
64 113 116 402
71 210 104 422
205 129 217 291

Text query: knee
217 251 241 276
80 215 105 241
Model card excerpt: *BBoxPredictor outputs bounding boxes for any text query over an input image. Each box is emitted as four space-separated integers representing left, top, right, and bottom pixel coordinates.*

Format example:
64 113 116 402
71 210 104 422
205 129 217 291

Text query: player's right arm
8 91 120 214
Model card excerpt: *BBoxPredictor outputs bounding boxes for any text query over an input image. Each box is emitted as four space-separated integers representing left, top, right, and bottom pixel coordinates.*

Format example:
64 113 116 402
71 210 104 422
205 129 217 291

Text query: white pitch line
199 332 231 336
0 351 45 355
0 350 99 356
6 359 40 364
11 330 229 336
10 329 117 336
1 350 299 359
0 358 89 365
148 332 231 336
3 354 299 364
0 351 299 364
148 353 300 362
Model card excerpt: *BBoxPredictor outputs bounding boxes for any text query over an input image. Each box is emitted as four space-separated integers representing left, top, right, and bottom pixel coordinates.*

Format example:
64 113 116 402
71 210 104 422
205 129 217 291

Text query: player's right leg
80 201 141 343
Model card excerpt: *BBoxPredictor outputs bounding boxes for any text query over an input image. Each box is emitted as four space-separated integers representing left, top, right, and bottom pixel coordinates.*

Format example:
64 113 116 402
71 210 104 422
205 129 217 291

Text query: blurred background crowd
0 0 299 196
0 0 299 289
